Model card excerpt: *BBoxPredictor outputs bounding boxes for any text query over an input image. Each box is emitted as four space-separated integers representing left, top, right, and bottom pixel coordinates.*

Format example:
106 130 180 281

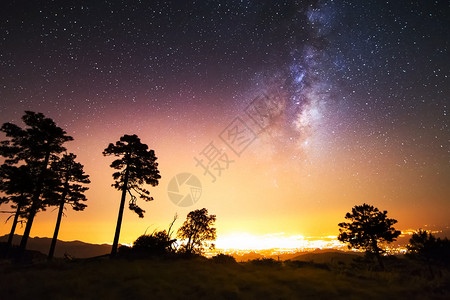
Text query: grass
0 256 449 299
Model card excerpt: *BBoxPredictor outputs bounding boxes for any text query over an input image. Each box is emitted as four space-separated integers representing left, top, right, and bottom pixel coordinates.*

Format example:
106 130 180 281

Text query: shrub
211 254 237 264
131 230 176 257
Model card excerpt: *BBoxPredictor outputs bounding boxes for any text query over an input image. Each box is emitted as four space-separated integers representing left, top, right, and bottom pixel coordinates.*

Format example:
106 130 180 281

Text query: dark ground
1 252 449 299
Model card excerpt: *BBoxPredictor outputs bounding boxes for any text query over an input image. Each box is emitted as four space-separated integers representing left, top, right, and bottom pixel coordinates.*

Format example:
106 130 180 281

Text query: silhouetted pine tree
48 153 90 260
0 111 73 252
103 134 160 257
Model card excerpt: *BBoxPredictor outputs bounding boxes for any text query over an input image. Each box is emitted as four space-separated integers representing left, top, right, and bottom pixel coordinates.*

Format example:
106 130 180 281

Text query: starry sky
0 0 449 246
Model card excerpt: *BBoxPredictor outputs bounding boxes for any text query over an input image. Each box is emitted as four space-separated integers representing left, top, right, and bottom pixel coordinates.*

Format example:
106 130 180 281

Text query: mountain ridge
0 235 112 258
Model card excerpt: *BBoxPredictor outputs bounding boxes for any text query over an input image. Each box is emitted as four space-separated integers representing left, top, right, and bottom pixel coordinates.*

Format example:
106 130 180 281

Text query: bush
123 230 177 258
211 254 236 264
117 245 132 256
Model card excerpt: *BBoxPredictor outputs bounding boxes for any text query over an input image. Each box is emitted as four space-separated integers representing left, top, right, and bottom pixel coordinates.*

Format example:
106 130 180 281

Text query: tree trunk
111 166 130 257
7 203 22 249
48 187 68 260
369 237 384 270
19 151 50 253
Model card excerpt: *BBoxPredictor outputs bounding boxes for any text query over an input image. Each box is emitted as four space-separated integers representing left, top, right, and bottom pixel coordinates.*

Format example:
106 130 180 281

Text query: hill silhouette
0 235 111 258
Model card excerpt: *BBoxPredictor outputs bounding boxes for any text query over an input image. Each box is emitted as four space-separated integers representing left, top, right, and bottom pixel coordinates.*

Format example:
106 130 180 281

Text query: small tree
48 153 90 260
103 134 161 257
338 203 400 268
177 208 216 255
0 111 73 252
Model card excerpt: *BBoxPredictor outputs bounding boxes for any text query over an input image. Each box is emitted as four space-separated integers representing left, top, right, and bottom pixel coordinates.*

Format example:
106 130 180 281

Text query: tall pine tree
103 134 160 257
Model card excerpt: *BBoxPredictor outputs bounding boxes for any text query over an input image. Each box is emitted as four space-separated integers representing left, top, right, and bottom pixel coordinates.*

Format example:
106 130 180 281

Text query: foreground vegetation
1 255 449 299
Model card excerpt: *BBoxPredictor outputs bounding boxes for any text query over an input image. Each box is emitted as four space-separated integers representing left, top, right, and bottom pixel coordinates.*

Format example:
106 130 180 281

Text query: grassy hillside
1 255 449 299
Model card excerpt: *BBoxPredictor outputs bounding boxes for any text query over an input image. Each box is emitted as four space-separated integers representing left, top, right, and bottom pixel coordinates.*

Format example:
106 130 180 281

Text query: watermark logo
194 88 283 183
194 141 235 183
167 173 202 207
219 117 257 156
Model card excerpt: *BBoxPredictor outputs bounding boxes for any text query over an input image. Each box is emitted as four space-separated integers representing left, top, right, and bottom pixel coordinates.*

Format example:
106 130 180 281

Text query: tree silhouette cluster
0 112 90 260
338 204 450 272
0 111 165 259
407 229 450 266
0 112 219 260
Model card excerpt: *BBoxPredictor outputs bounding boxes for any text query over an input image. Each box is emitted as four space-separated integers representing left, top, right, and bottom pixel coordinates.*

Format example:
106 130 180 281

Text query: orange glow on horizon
0 106 449 248
214 232 345 251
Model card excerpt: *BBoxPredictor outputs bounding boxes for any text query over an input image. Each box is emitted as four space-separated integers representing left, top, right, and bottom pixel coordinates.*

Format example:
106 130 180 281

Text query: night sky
0 0 449 246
